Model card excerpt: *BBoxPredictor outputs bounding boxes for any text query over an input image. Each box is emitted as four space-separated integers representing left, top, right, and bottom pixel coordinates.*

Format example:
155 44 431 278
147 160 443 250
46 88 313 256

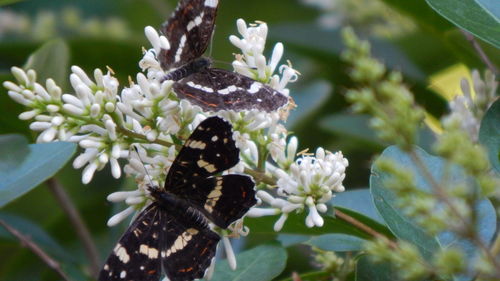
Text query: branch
334 208 398 249
46 178 100 277
461 30 499 76
0 219 71 281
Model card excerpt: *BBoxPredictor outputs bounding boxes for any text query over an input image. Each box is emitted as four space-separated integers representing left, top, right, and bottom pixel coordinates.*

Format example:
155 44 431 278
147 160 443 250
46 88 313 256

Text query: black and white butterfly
158 0 288 112
98 116 257 281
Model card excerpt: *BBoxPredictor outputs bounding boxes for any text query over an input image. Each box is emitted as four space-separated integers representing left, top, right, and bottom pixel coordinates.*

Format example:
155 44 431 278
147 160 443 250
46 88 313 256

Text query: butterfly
158 0 288 112
98 116 257 281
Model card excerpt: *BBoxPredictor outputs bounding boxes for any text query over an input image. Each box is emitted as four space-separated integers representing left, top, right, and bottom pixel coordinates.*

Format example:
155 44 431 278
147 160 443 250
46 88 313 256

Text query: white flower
442 69 498 142
230 19 298 93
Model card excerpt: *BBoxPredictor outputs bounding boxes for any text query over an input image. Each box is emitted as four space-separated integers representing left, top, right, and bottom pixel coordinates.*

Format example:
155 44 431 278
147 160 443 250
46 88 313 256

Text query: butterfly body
99 117 256 281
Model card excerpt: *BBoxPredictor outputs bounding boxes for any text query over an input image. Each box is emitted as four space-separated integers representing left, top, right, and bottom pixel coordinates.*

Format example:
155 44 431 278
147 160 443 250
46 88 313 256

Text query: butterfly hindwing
161 206 220 281
173 68 289 112
98 205 162 281
165 116 240 193
159 0 219 70
187 175 257 228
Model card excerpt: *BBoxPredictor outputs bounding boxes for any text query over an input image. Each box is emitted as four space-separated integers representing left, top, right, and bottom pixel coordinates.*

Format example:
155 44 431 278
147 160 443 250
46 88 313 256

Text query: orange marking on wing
200 247 208 256
179 267 194 273
147 270 157 275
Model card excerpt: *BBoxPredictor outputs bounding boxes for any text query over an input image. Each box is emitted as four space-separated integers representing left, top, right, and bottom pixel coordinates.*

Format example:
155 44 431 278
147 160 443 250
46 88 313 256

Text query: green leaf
355 255 398 281
24 39 70 89
0 135 29 172
331 189 385 224
278 232 366 252
371 146 497 280
426 0 500 48
247 208 374 239
277 270 332 281
0 0 24 6
0 136 76 207
211 244 287 281
0 213 71 261
287 80 331 129
479 99 500 174
307 233 365 252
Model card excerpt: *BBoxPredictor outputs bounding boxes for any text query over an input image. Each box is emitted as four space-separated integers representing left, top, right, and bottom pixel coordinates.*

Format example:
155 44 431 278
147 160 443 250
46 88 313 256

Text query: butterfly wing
98 204 163 281
159 0 219 70
161 206 220 281
165 116 240 194
173 68 289 112
188 175 257 228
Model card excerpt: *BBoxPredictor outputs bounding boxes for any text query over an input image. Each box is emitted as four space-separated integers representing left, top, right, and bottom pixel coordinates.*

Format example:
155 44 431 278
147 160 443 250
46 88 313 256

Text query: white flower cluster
248 138 348 231
442 69 498 142
4 18 348 239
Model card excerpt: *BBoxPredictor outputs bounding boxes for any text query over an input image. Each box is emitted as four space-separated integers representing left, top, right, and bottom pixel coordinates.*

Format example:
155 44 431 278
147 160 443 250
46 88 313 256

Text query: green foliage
0 134 76 207
426 0 500 49
479 99 500 174
211 244 287 281
0 0 499 280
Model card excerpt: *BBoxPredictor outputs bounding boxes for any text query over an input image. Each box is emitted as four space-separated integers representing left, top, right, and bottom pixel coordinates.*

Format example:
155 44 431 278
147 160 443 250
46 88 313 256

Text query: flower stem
46 178 100 278
0 219 72 281
461 30 498 76
334 208 398 249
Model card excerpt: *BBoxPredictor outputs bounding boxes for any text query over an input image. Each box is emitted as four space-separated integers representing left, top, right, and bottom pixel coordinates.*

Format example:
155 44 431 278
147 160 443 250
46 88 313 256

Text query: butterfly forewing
173 68 289 112
159 0 218 70
98 205 163 281
165 116 240 194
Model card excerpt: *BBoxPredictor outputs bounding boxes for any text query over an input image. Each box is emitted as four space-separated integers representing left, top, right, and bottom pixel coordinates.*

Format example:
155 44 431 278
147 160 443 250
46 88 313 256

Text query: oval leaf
426 0 500 48
287 80 331 129
211 244 287 281
307 233 365 252
479 99 500 174
0 137 76 207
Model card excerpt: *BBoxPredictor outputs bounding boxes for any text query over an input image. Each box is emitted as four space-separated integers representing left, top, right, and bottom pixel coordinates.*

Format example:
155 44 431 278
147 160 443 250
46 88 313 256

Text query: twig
409 150 500 276
334 208 398 249
46 178 100 277
0 219 71 281
461 30 499 76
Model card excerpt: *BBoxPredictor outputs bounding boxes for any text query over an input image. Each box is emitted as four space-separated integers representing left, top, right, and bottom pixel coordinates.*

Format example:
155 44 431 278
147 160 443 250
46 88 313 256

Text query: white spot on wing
166 228 199 256
204 179 223 213
197 159 217 173
120 270 126 279
186 81 214 93
187 13 204 31
218 85 241 95
248 82 262 94
139 244 159 259
175 35 187 62
113 243 130 263
204 0 218 8
188 140 207 149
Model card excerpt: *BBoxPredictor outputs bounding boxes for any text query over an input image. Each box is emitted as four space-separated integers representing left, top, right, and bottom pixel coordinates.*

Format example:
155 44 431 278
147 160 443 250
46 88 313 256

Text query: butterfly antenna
208 24 216 57
132 145 155 191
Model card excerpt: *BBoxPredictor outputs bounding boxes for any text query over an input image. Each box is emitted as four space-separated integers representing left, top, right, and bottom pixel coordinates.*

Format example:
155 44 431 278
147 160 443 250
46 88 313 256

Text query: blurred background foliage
0 0 498 280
